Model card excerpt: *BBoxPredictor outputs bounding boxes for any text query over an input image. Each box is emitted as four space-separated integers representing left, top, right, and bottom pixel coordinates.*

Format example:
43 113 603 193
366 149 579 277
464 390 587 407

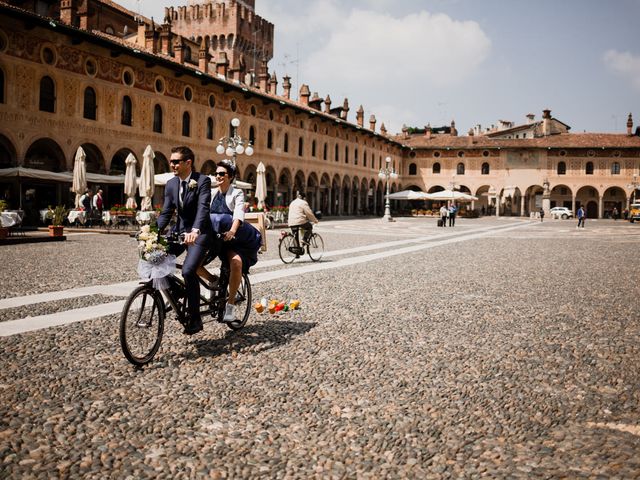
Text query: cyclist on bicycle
209 160 262 323
156 146 213 336
287 191 319 249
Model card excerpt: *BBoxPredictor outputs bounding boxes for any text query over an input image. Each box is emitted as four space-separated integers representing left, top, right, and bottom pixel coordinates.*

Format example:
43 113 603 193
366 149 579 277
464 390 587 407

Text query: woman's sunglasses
215 171 227 177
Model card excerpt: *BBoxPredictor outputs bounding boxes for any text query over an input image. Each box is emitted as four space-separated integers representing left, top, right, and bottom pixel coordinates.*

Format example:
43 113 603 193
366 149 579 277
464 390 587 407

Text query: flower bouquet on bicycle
119 227 252 367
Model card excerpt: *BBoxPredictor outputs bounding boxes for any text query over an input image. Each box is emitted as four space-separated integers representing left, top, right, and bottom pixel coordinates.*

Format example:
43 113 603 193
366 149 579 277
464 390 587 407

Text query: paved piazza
1 217 639 479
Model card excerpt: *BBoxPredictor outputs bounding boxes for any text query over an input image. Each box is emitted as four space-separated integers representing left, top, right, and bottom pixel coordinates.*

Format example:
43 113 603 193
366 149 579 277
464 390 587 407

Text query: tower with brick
165 0 274 80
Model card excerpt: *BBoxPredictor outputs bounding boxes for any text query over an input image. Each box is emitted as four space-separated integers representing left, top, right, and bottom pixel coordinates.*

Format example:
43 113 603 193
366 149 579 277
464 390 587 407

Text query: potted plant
0 199 8 239
49 205 67 237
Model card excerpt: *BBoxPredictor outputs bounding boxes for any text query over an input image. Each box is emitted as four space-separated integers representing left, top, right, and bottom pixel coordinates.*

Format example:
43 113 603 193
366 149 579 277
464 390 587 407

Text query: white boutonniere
188 179 198 190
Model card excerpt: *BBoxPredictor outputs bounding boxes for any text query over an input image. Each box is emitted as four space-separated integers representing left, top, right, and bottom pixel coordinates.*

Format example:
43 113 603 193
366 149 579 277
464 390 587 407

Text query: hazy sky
119 0 640 135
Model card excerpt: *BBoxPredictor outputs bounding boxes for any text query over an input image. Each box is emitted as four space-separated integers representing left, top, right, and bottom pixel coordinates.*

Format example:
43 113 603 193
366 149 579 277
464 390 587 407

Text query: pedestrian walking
539 208 545 222
448 204 457 227
612 207 618 220
439 204 448 227
577 205 586 228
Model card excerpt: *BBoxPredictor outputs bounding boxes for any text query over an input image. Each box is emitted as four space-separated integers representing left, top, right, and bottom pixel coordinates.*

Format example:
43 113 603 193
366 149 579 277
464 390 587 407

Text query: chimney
145 20 159 53
299 84 310 106
380 123 387 136
369 115 376 132
174 39 184 64
198 38 209 73
542 109 552 136
160 14 173 55
216 51 229 77
424 124 432 139
60 0 77 26
627 113 633 136
137 17 146 46
341 98 349 120
258 59 269 91
269 72 277 95
282 75 291 99
468 128 474 136
526 113 535 124
309 92 323 111
78 1 89 29
356 105 364 127
450 120 458 137
324 95 332 114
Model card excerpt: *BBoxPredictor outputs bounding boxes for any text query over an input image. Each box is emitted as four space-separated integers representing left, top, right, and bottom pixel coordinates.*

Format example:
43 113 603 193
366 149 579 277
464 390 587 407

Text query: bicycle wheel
226 273 252 330
119 285 165 367
278 234 298 264
307 233 325 262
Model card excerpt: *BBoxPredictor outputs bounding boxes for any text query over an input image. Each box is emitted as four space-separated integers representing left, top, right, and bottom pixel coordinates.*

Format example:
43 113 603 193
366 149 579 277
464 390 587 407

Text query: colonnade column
572 195 576 215
598 196 603 219
520 196 526 217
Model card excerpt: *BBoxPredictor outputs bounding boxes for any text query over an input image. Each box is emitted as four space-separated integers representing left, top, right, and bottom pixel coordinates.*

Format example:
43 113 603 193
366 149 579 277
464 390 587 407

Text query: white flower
140 225 151 234
188 179 198 190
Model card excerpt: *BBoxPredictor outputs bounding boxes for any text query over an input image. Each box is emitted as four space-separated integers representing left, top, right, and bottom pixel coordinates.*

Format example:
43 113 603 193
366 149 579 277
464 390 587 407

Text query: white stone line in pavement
0 221 531 337
0 301 126 337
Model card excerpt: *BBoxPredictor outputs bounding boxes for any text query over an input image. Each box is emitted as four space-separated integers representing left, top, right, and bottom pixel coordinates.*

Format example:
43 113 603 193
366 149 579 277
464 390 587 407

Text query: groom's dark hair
171 146 195 164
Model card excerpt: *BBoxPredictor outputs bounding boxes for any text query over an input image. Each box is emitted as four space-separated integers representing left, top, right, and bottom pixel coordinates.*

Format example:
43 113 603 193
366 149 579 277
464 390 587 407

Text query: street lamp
215 117 254 166
378 156 398 221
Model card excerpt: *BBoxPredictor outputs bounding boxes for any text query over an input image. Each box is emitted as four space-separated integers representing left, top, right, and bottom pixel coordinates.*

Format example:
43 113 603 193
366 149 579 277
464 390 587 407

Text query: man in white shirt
287 191 318 247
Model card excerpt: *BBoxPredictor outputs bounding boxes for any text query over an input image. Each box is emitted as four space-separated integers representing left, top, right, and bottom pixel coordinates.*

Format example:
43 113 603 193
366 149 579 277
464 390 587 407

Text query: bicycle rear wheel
278 234 298 264
307 233 325 262
119 285 165 367
226 273 252 330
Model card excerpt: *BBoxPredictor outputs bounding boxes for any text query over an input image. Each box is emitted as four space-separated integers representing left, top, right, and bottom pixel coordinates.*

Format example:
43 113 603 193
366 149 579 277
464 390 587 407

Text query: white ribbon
137 254 176 290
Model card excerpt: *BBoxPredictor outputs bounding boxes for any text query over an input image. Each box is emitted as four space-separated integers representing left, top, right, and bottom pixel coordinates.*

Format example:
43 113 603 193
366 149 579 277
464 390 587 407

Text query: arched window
557 161 566 175
0 67 4 104
481 162 490 175
267 130 273 149
311 140 316 157
121 95 132 126
323 143 327 160
182 111 191 137
433 162 441 174
611 162 620 175
284 133 289 152
249 126 256 145
585 161 594 175
457 162 465 175
408 163 417 175
206 117 214 140
39 76 56 112
298 137 303 156
83 87 97 120
153 104 163 133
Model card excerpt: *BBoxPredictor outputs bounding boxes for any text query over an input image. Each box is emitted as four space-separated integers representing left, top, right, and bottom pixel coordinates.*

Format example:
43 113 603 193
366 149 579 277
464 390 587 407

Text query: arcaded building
0 0 638 226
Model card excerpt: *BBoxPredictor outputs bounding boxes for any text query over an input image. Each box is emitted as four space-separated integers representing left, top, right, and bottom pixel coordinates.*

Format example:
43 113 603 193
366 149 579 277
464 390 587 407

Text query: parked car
629 203 640 223
549 207 573 219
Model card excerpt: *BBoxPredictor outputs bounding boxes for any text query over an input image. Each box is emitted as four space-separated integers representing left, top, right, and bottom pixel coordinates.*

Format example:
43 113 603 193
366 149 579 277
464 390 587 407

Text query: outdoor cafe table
67 209 87 225
0 210 21 227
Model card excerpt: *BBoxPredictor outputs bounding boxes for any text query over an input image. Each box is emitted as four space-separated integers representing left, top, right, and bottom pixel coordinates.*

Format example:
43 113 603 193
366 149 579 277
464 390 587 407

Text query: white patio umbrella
71 146 87 209
153 172 252 190
424 190 478 201
138 145 155 211
255 162 267 208
385 189 430 200
124 153 138 209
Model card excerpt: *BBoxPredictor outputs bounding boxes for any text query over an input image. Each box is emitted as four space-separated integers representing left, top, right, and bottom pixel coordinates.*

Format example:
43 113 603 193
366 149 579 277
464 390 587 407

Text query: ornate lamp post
216 117 254 167
378 156 398 221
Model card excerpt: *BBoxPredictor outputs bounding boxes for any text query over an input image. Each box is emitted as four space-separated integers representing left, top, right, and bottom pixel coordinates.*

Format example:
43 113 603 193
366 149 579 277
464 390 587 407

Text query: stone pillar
572 195 576 216
520 196 525 217
598 196 603 219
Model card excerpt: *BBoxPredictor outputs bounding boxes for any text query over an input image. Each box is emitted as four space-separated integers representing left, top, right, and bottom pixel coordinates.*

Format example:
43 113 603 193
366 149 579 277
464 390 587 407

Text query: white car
549 207 573 219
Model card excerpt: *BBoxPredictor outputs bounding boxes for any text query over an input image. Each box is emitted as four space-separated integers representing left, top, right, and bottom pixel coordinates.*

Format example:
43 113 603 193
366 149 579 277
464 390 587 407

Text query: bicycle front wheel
307 233 325 262
119 285 165 367
278 234 298 264
226 273 252 331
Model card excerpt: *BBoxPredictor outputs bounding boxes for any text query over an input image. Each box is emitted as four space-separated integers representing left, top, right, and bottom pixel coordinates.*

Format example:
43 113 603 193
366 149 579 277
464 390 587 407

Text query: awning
0 167 125 184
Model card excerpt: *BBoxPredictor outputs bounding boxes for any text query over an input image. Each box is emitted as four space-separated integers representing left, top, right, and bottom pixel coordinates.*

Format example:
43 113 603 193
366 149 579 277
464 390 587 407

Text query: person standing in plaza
156 146 213 335
93 188 104 214
439 204 448 227
612 207 618 220
287 191 319 246
448 203 457 227
577 205 586 228
539 207 545 222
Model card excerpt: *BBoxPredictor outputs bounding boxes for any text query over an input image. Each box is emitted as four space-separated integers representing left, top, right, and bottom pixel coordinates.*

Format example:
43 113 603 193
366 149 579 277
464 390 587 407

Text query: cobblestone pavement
1 217 639 478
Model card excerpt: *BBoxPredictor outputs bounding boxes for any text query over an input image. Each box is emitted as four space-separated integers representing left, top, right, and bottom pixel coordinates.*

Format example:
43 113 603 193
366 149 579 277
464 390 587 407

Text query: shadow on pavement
184 319 317 360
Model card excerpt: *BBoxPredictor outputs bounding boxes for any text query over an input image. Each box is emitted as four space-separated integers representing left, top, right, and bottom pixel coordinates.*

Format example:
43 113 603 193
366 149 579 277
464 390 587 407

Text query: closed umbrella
138 145 155 211
72 146 87 209
255 162 267 209
124 153 138 209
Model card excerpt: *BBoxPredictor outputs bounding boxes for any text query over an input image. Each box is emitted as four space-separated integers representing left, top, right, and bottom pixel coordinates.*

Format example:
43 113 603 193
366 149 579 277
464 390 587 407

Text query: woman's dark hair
216 159 236 179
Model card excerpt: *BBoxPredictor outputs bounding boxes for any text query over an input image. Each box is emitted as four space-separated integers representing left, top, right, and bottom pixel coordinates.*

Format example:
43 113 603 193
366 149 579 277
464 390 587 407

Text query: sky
119 0 640 135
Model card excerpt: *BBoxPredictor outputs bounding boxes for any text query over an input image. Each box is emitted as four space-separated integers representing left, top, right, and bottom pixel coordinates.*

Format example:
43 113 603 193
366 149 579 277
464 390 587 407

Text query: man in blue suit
156 146 212 335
